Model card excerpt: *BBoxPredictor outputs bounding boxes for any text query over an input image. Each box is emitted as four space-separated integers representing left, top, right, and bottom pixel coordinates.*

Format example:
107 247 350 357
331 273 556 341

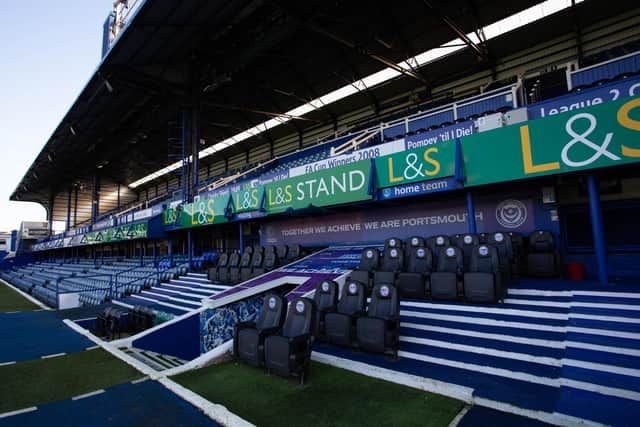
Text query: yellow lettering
423 148 441 176
387 157 404 183
285 185 293 203
190 207 198 225
520 125 560 174
251 189 259 207
617 98 640 158
207 199 215 223
267 189 274 206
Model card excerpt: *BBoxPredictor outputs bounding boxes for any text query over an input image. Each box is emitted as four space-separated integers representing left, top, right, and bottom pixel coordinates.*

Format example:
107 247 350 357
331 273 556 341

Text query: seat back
368 284 399 320
456 234 479 256
276 245 289 260
313 280 338 312
384 237 403 251
251 251 264 269
281 298 315 338
508 232 524 253
227 252 241 267
216 253 229 268
288 244 302 260
262 250 277 270
529 230 555 252
488 232 513 261
337 281 366 315
406 246 433 274
437 246 463 273
380 247 404 272
255 294 287 332
478 232 490 244
406 236 425 248
239 251 252 268
469 245 500 274
358 248 380 271
426 235 450 259
264 245 276 255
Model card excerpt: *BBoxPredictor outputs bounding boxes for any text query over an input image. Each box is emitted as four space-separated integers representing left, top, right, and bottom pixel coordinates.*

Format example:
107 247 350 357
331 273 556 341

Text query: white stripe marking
401 301 568 320
400 335 561 367
72 389 105 400
131 377 149 384
140 291 202 306
152 287 214 299
570 313 640 324
160 283 219 295
86 345 99 351
567 326 640 340
0 361 16 366
41 352 66 359
506 298 640 312
127 295 191 312
508 288 640 299
0 407 38 419
448 405 471 427
400 350 640 401
504 299 570 308
566 341 640 357
562 359 640 377
402 322 566 349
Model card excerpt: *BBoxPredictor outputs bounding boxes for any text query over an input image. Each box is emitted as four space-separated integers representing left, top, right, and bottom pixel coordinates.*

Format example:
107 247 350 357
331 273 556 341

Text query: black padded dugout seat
397 246 433 299
324 281 367 347
406 236 425 249
234 294 286 366
220 252 240 283
464 245 503 303
455 233 480 269
264 298 316 384
488 232 514 280
374 246 404 289
253 250 277 277
426 235 451 262
508 232 524 276
347 248 380 291
356 283 400 356
312 280 339 340
232 250 252 284
430 246 464 300
208 252 229 282
527 230 560 277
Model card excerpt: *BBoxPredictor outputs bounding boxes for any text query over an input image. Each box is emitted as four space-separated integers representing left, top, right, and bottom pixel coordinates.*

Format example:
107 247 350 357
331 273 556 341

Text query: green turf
0 280 41 312
175 361 464 427
0 348 142 413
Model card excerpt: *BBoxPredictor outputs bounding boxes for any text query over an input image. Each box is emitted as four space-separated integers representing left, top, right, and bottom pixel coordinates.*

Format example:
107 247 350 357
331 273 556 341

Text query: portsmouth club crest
495 199 527 229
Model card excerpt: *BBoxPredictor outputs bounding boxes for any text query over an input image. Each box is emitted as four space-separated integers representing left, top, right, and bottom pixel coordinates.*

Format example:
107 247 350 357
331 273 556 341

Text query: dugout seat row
234 293 316 384
318 280 400 357
208 244 303 284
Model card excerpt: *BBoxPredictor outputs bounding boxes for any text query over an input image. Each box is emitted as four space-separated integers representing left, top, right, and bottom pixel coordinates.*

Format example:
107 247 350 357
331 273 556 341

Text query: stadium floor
0 379 219 427
0 310 95 364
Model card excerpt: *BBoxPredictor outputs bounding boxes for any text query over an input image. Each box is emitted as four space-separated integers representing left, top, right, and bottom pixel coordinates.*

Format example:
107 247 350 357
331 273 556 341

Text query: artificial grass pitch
0 280 41 312
0 348 142 413
175 361 464 427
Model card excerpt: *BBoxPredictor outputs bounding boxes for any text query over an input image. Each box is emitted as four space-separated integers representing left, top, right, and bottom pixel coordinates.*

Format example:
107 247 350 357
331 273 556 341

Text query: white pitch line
0 361 16 367
0 406 38 419
72 389 105 400
41 352 66 359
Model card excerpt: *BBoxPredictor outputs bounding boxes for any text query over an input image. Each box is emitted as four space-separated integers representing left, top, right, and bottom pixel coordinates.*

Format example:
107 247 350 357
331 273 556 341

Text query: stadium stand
3 1 640 425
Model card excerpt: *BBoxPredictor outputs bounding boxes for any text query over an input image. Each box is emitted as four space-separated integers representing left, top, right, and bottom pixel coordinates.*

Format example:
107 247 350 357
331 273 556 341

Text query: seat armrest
235 321 257 331
257 326 281 337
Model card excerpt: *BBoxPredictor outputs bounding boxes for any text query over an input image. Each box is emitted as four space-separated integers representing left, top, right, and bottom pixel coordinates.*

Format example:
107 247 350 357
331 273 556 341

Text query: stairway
113 272 231 314
314 286 640 426
120 347 187 372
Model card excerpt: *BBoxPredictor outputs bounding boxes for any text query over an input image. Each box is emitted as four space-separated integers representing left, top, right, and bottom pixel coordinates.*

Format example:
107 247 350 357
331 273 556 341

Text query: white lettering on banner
289 139 405 177
538 83 640 117
295 170 366 201
406 125 473 150
560 113 619 167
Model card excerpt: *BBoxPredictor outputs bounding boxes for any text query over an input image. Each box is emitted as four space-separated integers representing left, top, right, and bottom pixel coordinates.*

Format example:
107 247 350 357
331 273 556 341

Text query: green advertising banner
163 194 230 228
462 96 640 186
264 160 372 214
232 186 264 213
81 222 148 245
374 139 456 188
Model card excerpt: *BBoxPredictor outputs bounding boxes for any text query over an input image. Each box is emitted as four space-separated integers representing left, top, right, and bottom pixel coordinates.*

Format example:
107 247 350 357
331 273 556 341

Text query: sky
0 1 110 232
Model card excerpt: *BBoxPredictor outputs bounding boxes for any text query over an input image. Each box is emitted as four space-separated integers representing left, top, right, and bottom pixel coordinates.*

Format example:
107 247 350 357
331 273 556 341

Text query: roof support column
66 186 72 232
587 175 608 285
466 192 477 234
91 175 100 225
73 186 79 228
181 110 190 203
48 195 54 235
191 105 201 198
